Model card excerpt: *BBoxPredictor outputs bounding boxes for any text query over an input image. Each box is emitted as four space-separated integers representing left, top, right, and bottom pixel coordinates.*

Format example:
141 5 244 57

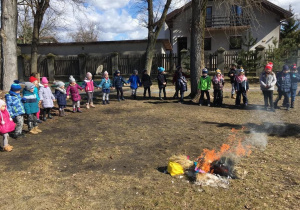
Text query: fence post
78 54 86 81
255 45 265 77
46 53 55 82
217 47 225 74
297 44 300 68
111 52 119 73
180 49 188 70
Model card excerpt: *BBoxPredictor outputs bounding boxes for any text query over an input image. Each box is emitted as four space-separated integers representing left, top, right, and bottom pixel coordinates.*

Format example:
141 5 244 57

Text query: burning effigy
166 127 260 188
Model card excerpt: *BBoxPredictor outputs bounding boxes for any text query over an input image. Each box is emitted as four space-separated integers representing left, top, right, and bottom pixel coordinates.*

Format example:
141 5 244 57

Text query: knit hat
282 65 289 71
10 80 22 91
202 68 208 74
69 75 75 82
54 81 65 88
86 72 92 78
24 82 35 91
238 69 245 73
115 70 120 74
176 65 182 70
133 70 138 74
216 69 221 74
29 76 38 83
103 71 108 75
265 62 273 70
291 63 297 70
0 99 8 125
143 69 147 73
231 63 238 67
158 67 165 73
41 77 48 84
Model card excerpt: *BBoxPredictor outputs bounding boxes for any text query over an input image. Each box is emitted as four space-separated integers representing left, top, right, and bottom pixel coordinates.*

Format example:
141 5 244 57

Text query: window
206 7 212 27
229 36 242 49
204 38 211 51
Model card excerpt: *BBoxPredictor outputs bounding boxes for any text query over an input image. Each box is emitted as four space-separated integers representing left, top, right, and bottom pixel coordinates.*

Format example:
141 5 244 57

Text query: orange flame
196 128 252 173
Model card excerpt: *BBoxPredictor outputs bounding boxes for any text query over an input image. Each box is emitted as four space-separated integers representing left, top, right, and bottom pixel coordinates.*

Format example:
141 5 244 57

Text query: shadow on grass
203 121 300 137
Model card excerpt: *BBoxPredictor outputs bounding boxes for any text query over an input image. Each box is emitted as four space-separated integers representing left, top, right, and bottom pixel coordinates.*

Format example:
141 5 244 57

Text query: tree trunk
1 0 18 91
30 0 50 74
190 0 207 97
144 0 172 76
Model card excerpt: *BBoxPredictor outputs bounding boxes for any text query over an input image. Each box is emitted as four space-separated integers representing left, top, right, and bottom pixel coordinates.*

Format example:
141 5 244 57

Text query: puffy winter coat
0 108 16 134
198 76 211 91
260 72 277 91
66 83 82 102
212 76 225 90
227 68 236 84
5 91 25 118
54 88 67 106
157 73 167 88
234 78 249 92
290 71 300 90
128 75 141 89
39 86 55 108
276 71 291 93
33 86 40 102
23 89 39 114
82 79 97 92
141 74 152 88
113 76 127 88
99 78 112 89
177 76 187 92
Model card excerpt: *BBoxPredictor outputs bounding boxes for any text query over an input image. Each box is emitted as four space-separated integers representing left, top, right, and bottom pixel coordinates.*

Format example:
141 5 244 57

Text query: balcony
205 15 251 30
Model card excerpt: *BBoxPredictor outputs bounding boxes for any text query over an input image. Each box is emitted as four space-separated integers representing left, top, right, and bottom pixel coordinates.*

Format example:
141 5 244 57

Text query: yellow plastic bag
167 161 184 176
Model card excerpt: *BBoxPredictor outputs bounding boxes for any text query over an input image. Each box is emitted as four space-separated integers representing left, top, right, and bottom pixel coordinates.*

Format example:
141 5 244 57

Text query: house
158 0 293 54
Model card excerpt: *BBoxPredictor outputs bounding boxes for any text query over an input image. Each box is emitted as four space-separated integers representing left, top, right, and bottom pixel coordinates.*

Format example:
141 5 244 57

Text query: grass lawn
0 84 299 209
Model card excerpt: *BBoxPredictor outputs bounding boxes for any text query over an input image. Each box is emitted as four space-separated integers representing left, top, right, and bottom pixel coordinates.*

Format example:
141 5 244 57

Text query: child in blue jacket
5 80 26 138
290 64 300 108
127 70 141 99
99 71 112 105
274 65 292 110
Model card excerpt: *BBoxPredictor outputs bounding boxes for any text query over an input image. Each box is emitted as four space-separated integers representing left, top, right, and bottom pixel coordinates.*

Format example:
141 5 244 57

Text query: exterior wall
158 1 282 53
19 41 165 56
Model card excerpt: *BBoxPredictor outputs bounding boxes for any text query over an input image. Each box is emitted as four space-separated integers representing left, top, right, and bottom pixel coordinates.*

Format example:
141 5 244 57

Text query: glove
21 97 27 103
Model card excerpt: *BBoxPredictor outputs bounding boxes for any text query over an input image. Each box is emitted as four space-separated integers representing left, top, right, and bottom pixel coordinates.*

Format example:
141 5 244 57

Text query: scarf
56 87 66 94
235 74 247 83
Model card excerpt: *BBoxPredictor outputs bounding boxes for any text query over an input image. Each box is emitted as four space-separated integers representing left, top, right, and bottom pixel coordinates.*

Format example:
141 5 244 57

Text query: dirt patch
0 84 299 209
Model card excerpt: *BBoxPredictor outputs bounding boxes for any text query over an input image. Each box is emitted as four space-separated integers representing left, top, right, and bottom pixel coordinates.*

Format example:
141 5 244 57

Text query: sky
50 0 300 42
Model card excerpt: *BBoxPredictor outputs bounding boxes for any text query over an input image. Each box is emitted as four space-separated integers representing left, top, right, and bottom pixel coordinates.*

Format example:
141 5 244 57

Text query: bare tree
144 0 172 75
17 0 85 73
1 0 18 91
69 21 101 42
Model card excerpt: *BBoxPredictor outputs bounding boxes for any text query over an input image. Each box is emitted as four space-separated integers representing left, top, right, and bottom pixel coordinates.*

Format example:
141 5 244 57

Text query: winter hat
54 81 65 88
0 99 6 108
143 69 148 73
231 63 238 67
238 69 245 74
216 69 221 74
0 99 9 125
176 65 182 70
86 72 92 78
115 70 120 74
158 67 165 73
24 82 35 91
133 69 138 74
282 65 289 71
10 80 22 91
29 76 38 83
41 77 48 84
202 68 208 74
291 63 297 71
265 62 273 71
69 75 76 82
103 71 108 75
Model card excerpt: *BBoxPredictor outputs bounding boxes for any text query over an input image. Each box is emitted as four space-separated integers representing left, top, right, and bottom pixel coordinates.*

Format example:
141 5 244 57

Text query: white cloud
269 0 300 16
88 0 130 11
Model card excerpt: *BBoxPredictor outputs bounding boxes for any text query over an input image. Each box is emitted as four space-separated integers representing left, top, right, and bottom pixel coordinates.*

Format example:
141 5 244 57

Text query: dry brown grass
0 84 299 209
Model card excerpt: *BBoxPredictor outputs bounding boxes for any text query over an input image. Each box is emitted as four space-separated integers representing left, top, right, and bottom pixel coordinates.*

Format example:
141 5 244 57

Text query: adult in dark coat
290 64 300 108
274 65 292 110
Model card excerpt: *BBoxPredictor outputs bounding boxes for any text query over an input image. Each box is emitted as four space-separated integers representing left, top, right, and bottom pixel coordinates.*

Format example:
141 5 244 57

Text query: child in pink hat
39 77 55 121
82 72 98 109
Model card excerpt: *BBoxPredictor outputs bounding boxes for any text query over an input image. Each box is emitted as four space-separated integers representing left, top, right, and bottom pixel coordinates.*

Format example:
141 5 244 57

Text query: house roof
165 0 292 25
18 39 173 51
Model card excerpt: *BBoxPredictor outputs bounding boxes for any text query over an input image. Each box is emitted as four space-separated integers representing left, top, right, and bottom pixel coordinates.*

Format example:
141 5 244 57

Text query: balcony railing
205 15 251 28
